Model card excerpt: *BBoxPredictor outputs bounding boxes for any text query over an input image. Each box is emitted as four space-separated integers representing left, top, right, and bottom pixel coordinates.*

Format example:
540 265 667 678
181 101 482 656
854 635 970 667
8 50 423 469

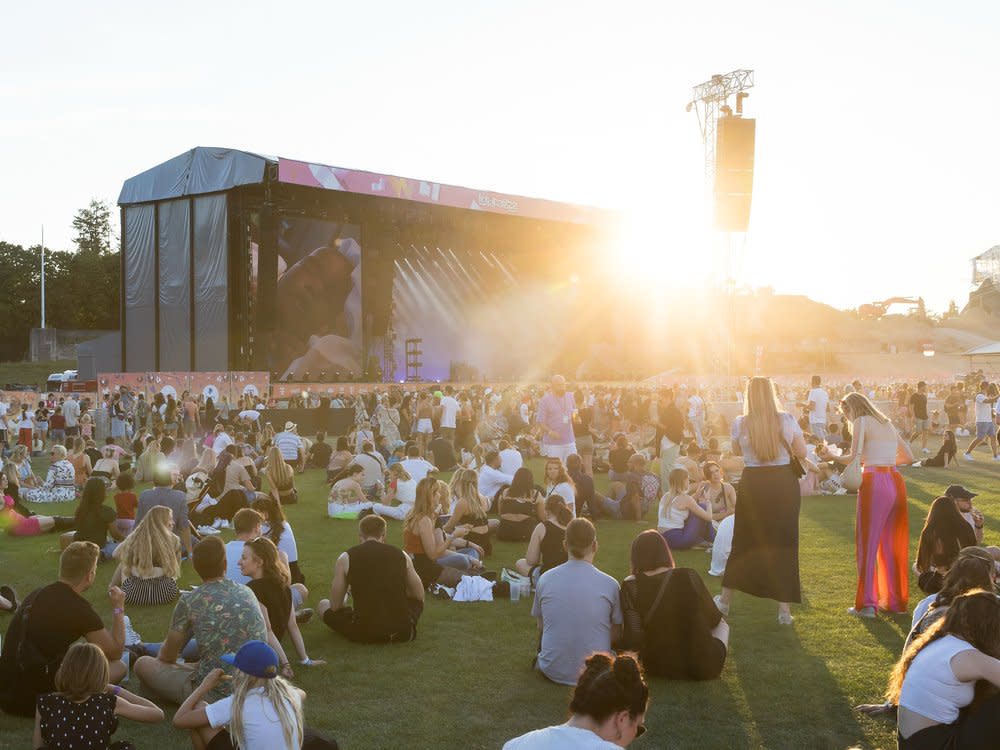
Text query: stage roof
964 342 1000 356
118 147 613 226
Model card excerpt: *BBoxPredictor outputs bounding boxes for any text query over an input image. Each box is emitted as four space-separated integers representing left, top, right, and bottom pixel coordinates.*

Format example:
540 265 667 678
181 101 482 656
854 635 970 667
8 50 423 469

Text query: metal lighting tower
687 70 755 376
686 69 755 199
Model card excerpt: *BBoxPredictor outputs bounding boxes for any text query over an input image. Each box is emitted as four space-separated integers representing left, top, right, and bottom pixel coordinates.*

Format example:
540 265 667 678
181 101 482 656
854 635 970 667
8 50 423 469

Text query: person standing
803 375 829 437
962 380 999 461
823 393 913 617
716 376 806 625
438 386 460 445
531 518 623 685
62 394 80 439
687 387 706 447
536 375 577 463
654 388 685 494
909 381 930 454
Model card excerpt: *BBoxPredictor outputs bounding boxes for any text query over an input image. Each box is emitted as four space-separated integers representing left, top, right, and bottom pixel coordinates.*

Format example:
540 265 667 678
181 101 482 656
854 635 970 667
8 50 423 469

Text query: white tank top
898 635 977 723
856 416 900 467
658 494 689 531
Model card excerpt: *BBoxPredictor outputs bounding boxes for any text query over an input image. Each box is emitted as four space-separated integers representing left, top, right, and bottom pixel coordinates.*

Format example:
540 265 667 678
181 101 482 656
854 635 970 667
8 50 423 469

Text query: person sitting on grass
263 447 298 506
112 472 138 537
887 590 1000 749
109 505 182 606
370 463 417 521
327 464 373 519
914 496 979 594
403 478 484 589
532 518 623 686
172 639 339 750
33 642 164 750
514 494 571 583
326 437 353 482
856 548 998 720
443 469 495 557
657 468 715 551
239 537 324 676
251 493 306 586
913 431 958 468
134 536 267 706
317 514 426 643
308 432 333 470
20 444 77 504
619 530 729 680
497 468 545 543
0 542 128 717
225 508 264 586
503 651 649 749
60 478 125 557
696 461 737 524
137 467 192 557
1 468 73 537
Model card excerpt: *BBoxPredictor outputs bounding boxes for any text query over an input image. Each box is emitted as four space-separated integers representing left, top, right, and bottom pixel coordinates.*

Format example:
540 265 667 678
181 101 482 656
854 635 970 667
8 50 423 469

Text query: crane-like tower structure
687 69 755 199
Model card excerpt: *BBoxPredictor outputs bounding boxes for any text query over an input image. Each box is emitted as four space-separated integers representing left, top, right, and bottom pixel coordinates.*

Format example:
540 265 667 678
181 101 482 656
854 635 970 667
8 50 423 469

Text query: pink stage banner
229 372 270 402
146 372 189 399
188 372 229 404
277 158 612 226
98 373 150 398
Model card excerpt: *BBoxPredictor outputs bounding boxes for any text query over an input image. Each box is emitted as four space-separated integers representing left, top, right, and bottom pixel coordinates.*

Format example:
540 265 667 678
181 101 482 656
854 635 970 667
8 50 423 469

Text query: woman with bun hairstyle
503 652 649 749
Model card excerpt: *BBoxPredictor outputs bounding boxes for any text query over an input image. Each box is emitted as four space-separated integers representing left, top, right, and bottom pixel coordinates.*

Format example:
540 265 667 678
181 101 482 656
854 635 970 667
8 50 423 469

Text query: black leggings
899 692 1000 749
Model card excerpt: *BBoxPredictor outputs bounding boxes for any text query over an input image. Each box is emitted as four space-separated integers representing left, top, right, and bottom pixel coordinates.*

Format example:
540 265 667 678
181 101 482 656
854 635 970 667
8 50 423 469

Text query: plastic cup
510 580 522 602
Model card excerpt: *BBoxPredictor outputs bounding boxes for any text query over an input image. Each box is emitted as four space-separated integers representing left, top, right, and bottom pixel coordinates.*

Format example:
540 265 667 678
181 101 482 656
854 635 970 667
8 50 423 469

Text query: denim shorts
976 421 996 439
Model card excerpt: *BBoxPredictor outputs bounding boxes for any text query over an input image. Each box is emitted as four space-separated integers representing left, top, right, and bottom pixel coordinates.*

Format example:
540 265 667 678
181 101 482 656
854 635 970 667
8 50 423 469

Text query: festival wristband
112 608 124 615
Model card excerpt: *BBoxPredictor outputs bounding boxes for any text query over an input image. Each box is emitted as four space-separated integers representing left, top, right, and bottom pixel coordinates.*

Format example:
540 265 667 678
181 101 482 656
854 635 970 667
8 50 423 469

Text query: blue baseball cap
220 640 279 679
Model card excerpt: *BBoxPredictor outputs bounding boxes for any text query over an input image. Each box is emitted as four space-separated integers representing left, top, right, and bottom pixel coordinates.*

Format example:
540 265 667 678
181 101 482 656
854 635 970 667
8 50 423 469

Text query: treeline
0 200 120 361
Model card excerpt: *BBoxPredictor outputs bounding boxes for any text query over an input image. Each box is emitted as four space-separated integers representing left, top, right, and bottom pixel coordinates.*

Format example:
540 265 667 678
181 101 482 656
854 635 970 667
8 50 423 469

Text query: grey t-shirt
531 559 623 686
136 486 189 534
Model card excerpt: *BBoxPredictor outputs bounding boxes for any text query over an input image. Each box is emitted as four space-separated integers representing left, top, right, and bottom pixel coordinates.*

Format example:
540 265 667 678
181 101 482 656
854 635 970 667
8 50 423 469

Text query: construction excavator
858 297 926 320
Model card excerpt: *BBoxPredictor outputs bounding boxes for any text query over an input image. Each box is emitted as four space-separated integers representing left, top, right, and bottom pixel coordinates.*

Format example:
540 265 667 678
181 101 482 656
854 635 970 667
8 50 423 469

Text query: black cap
945 484 977 500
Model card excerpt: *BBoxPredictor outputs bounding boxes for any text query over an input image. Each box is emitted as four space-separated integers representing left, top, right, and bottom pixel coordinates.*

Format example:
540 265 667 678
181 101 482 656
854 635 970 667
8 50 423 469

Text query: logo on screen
477 193 518 212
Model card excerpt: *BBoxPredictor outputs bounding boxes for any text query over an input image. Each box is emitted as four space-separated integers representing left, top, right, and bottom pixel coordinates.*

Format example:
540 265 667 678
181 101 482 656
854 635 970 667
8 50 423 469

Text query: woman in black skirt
715 376 807 625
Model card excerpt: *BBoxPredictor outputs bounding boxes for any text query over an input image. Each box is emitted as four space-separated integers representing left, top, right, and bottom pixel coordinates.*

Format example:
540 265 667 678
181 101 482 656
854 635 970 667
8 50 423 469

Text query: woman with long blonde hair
134 437 162 483
717 376 806 625
822 391 913 617
264 446 297 505
886 590 1000 748
404 477 483 588
68 437 93 488
173 640 338 750
443 468 494 555
110 505 182 605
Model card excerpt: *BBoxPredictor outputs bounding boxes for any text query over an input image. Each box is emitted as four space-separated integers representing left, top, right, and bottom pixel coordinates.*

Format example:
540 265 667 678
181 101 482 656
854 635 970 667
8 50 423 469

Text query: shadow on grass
735 626 869 750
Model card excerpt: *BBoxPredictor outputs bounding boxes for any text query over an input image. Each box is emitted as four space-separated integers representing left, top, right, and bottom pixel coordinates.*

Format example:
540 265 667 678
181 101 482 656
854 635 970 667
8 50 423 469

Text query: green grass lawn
0 359 76 389
2 448 999 750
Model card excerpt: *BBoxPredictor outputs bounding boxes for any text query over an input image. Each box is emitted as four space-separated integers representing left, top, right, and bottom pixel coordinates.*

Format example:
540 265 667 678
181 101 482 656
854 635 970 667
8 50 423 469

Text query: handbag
779 435 806 479
841 418 866 492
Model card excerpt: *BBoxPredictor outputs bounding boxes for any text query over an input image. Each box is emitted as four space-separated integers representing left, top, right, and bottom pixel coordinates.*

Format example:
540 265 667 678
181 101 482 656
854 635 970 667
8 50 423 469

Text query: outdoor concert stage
116 147 616 383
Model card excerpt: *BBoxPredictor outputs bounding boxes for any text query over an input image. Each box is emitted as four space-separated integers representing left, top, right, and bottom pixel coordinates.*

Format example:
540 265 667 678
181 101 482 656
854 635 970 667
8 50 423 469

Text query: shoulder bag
841 417 866 492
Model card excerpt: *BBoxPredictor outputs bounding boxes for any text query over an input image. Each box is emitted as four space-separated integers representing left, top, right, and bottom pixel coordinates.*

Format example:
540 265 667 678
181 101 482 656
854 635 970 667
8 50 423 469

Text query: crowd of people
1 370 999 749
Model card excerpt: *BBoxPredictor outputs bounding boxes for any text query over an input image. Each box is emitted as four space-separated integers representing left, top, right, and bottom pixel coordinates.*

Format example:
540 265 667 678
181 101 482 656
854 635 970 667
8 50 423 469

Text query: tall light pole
40 224 46 329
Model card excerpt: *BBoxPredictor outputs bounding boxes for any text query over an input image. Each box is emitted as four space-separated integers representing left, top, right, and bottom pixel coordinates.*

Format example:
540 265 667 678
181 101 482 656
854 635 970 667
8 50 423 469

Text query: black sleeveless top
346 540 412 641
456 511 492 555
540 521 568 573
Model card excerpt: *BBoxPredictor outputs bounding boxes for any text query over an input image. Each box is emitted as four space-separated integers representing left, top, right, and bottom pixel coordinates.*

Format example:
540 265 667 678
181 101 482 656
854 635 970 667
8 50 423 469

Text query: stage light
319 370 328 382
285 372 295 382
303 371 311 381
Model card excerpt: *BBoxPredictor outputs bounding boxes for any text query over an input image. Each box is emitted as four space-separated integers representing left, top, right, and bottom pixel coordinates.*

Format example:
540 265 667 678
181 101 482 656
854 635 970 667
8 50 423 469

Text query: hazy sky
2 0 997 314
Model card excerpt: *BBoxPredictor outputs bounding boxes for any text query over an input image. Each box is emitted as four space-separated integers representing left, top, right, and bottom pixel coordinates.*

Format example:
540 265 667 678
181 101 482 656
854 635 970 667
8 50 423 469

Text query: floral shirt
169 578 266 699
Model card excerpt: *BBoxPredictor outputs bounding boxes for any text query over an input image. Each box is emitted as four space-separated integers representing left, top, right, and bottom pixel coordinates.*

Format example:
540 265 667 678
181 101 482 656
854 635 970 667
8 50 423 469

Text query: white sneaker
211 518 225 529
713 594 730 616
197 525 221 536
122 615 143 646
993 456 1000 462
964 453 974 461
218 520 230 529
922 448 930 454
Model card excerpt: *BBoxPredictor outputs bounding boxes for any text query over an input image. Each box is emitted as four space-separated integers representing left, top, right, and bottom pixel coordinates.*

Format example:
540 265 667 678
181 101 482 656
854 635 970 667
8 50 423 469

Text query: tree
71 199 115 255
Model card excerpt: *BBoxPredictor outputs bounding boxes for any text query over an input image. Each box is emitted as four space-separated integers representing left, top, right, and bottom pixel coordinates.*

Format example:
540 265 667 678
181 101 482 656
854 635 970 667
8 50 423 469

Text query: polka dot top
37 692 119 749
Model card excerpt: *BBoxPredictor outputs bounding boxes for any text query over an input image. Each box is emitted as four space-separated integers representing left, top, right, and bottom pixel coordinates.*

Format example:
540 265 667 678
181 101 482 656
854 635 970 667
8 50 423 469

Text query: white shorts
416 418 434 434
541 442 577 462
